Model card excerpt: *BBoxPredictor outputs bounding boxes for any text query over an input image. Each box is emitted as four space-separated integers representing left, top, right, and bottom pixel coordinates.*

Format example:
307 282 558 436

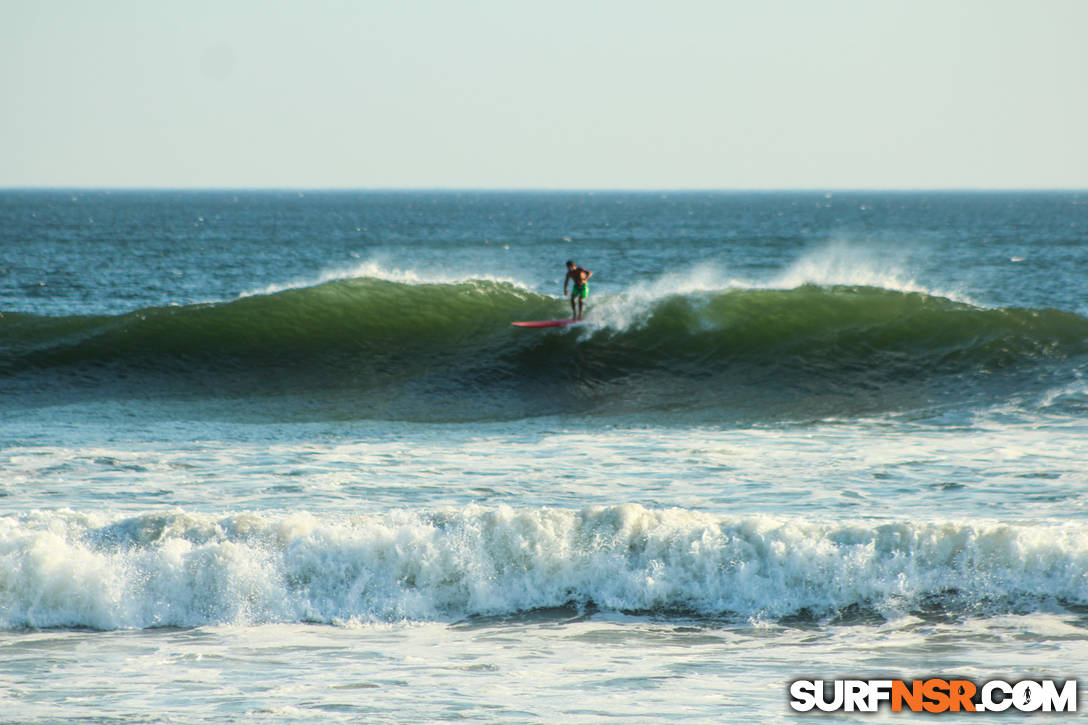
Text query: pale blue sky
3 0 1086 189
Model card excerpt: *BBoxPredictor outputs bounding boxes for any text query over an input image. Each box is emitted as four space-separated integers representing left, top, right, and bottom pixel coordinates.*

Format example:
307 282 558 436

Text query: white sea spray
2 506 1085 630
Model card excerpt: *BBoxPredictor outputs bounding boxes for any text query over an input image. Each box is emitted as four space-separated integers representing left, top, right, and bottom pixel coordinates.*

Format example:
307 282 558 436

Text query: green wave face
3 280 1087 423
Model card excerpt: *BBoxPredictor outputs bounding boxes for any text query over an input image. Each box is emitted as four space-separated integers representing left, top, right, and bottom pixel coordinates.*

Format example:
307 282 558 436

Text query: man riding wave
563 260 593 320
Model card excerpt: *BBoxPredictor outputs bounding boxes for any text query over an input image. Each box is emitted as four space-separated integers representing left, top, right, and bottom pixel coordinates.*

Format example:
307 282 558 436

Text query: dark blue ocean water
3 190 1084 316
1 191 1086 722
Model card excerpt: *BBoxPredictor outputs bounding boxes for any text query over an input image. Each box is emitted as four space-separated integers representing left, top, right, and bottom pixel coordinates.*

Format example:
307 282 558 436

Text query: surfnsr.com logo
789 678 1077 714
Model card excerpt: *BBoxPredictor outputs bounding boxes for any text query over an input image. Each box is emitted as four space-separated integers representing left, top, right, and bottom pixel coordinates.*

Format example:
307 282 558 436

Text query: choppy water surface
1 191 1086 722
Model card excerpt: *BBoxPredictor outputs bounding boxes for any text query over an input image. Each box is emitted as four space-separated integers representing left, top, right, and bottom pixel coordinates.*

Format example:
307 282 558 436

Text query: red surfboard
511 319 582 328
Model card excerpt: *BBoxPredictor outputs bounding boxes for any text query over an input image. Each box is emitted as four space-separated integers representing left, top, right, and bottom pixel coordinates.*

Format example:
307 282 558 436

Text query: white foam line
239 260 532 298
238 243 979 320
1 505 1085 629
768 241 976 304
577 244 980 333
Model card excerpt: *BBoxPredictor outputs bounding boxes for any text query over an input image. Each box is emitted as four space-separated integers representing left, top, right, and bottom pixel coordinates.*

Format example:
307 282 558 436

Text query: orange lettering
948 680 977 712
892 680 924 712
922 679 951 713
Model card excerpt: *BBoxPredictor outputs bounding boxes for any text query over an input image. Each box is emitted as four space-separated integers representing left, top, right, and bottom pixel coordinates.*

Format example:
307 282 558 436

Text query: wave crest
3 278 1086 422
1 505 1085 630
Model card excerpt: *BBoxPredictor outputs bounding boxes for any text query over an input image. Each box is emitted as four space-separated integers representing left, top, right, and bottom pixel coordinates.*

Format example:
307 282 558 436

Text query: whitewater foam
769 241 975 303
577 263 744 332
236 241 976 333
2 506 1084 630
577 243 978 335
239 259 531 299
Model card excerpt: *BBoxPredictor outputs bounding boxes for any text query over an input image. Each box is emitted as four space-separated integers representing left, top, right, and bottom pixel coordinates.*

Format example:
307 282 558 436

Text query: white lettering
816 680 844 712
789 677 1077 714
789 680 817 712
1014 680 1044 712
844 680 869 712
1041 680 1077 713
981 680 1012 712
867 680 894 711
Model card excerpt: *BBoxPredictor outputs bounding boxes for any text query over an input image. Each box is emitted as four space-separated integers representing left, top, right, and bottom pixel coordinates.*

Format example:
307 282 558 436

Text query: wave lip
1 506 1085 630
3 278 1087 422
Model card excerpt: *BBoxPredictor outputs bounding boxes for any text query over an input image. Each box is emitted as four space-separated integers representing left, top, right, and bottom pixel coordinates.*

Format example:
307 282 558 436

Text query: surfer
563 260 593 320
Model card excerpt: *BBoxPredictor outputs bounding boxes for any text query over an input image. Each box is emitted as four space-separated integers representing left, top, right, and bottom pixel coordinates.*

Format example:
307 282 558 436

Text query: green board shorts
572 283 588 299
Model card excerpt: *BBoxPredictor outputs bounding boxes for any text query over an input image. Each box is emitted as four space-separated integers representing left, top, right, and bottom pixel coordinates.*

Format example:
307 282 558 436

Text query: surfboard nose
511 319 580 328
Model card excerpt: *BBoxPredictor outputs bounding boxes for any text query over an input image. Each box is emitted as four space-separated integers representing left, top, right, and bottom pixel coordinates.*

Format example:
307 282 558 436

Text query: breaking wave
1 505 1085 630
2 276 1086 422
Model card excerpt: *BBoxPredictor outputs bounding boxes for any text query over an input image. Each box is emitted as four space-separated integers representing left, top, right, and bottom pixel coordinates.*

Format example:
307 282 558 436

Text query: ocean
1 190 1085 722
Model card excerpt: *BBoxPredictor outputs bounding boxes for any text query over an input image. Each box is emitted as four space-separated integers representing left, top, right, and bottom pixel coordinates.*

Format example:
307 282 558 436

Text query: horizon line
2 186 1086 194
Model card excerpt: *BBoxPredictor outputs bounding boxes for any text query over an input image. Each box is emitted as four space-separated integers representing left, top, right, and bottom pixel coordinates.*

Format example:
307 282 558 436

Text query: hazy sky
3 0 1086 189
